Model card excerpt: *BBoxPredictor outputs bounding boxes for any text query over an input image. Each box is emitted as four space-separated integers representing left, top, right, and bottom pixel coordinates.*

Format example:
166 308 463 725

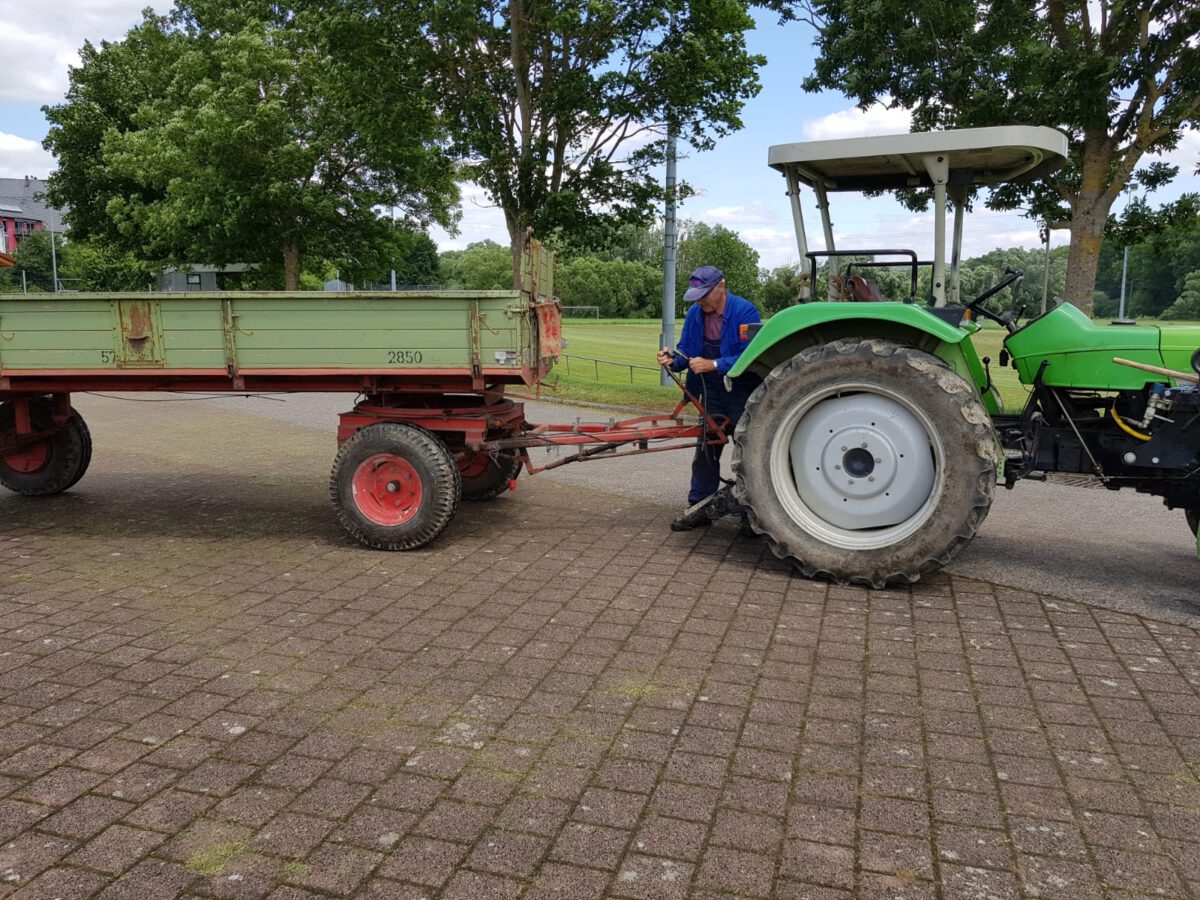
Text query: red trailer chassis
0 369 726 551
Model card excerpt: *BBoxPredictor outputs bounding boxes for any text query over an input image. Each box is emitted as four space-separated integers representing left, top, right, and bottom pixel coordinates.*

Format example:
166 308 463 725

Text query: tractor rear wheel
330 423 461 550
732 338 997 588
1187 508 1198 537
459 450 521 501
0 398 92 496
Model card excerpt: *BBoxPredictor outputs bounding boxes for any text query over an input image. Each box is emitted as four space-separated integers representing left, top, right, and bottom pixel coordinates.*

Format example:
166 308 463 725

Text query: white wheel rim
769 383 944 550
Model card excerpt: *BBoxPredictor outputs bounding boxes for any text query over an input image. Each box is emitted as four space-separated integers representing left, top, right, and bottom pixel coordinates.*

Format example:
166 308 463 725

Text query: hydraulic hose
1110 405 1151 442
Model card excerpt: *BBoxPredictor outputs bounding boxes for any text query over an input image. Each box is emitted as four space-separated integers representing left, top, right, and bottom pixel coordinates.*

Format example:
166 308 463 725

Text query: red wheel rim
351 453 423 526
2 438 49 474
458 452 491 479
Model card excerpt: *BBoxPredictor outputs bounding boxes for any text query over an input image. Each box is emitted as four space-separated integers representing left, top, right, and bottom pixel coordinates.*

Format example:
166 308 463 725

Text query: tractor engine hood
1005 303 1200 390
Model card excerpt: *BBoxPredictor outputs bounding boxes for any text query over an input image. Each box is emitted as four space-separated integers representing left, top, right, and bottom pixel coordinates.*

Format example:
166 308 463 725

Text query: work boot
671 508 713 531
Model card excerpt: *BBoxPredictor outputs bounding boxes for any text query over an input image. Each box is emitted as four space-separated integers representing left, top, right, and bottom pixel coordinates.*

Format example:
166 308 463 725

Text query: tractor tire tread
732 338 996 588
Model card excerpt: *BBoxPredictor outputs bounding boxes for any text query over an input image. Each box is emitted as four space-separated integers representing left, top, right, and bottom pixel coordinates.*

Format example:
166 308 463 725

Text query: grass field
539 317 1032 411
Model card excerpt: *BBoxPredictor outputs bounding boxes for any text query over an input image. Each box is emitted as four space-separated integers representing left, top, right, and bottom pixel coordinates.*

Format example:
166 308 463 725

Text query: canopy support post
784 169 811 302
923 154 949 307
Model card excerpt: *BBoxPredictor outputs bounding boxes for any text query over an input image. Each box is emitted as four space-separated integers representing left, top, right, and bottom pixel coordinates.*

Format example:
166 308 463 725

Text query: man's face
697 281 727 315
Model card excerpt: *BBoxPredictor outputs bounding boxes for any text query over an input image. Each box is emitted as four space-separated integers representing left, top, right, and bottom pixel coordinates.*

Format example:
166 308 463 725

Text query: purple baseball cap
683 265 724 302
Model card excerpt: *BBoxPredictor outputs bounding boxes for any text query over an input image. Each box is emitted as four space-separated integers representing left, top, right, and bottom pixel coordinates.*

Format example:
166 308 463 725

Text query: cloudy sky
1 0 1196 269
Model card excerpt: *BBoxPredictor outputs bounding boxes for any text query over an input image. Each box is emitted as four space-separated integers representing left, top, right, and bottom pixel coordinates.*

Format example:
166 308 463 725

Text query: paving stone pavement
0 394 1198 899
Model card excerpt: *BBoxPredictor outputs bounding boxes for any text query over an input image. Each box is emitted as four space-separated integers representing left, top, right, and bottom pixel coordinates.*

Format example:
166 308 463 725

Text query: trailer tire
732 338 997 588
0 398 91 496
330 423 461 551
64 412 93 490
459 450 521 501
1187 508 1198 537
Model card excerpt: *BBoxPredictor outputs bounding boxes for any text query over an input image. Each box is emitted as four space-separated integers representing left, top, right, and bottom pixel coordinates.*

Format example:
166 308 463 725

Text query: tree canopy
1095 197 1200 317
44 1 458 289
0 232 156 293
422 0 765 284
800 0 1200 313
1162 270 1200 321
676 222 762 306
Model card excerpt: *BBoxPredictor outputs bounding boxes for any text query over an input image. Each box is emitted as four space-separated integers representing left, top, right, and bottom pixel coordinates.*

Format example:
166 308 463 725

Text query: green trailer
0 236 714 549
0 238 560 390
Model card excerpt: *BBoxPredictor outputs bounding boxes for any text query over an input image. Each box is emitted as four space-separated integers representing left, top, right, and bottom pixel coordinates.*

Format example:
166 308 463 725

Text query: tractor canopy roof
768 125 1068 192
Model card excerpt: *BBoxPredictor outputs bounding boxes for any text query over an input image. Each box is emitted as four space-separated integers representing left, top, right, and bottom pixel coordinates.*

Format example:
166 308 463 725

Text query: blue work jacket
669 292 761 376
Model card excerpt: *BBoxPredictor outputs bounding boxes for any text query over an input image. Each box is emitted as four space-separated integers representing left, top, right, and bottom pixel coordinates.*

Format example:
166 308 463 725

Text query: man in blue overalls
656 265 763 531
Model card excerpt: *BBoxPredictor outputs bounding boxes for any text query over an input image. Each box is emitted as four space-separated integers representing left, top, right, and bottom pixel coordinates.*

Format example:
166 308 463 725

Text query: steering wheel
967 268 1024 332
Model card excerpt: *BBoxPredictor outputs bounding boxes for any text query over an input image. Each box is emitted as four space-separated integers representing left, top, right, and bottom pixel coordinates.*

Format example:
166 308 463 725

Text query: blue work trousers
685 337 752 504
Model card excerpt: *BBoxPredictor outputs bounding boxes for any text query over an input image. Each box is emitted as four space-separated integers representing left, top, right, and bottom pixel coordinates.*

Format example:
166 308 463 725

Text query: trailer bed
0 240 560 396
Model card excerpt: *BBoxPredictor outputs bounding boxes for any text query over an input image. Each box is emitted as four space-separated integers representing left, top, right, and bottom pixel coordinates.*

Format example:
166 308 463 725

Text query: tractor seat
847 275 886 302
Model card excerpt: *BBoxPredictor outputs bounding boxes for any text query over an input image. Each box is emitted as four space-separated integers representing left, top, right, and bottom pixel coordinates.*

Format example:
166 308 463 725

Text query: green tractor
719 126 1200 587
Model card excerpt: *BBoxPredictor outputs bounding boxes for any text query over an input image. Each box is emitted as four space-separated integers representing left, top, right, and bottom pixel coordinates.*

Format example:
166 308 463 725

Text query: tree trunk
506 213 524 291
1063 213 1105 317
1063 140 1120 317
283 243 301 291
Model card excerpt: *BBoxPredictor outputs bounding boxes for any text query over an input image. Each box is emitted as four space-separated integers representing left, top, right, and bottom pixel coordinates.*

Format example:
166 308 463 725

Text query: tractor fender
728 302 999 414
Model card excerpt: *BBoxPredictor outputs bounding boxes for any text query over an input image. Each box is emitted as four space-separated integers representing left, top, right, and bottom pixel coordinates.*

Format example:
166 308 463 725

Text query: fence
560 354 663 385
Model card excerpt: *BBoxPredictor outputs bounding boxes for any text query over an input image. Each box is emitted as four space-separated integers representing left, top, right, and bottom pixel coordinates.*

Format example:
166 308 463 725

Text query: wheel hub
841 447 875 478
1 436 49 474
351 453 423 526
788 393 936 531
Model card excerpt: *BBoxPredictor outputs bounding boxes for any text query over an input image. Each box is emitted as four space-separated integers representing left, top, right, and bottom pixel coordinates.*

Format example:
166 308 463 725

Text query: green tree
0 232 63 292
557 257 662 317
676 222 761 307
1161 270 1200 320
1096 196 1200 317
62 240 157 292
396 233 441 287
423 0 764 284
44 3 457 289
589 223 665 267
760 262 803 313
439 241 515 290
800 0 1200 314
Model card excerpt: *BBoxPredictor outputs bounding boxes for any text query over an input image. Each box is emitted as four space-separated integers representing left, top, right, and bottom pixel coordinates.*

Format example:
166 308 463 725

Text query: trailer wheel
733 338 997 588
0 399 92 496
459 450 521 501
1187 508 1198 537
330 423 461 550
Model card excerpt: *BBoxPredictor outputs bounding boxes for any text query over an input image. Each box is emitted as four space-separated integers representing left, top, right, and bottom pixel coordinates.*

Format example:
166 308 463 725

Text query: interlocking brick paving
0 395 1197 898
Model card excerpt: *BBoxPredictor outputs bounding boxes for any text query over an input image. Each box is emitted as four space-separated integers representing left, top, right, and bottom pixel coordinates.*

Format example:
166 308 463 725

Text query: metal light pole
660 126 678 387
49 225 60 292
1118 245 1130 319
390 206 397 291
1040 226 1051 314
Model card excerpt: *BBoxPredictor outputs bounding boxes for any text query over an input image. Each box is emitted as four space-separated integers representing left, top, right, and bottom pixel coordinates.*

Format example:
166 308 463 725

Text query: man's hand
688 357 718 375
656 348 675 367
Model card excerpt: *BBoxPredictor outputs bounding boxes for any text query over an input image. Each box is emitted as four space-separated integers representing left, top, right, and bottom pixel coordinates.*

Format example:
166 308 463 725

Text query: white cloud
428 182 509 252
703 200 777 226
1142 126 1200 176
802 101 912 142
0 131 56 178
0 0 173 103
731 199 1071 270
828 205 1070 262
